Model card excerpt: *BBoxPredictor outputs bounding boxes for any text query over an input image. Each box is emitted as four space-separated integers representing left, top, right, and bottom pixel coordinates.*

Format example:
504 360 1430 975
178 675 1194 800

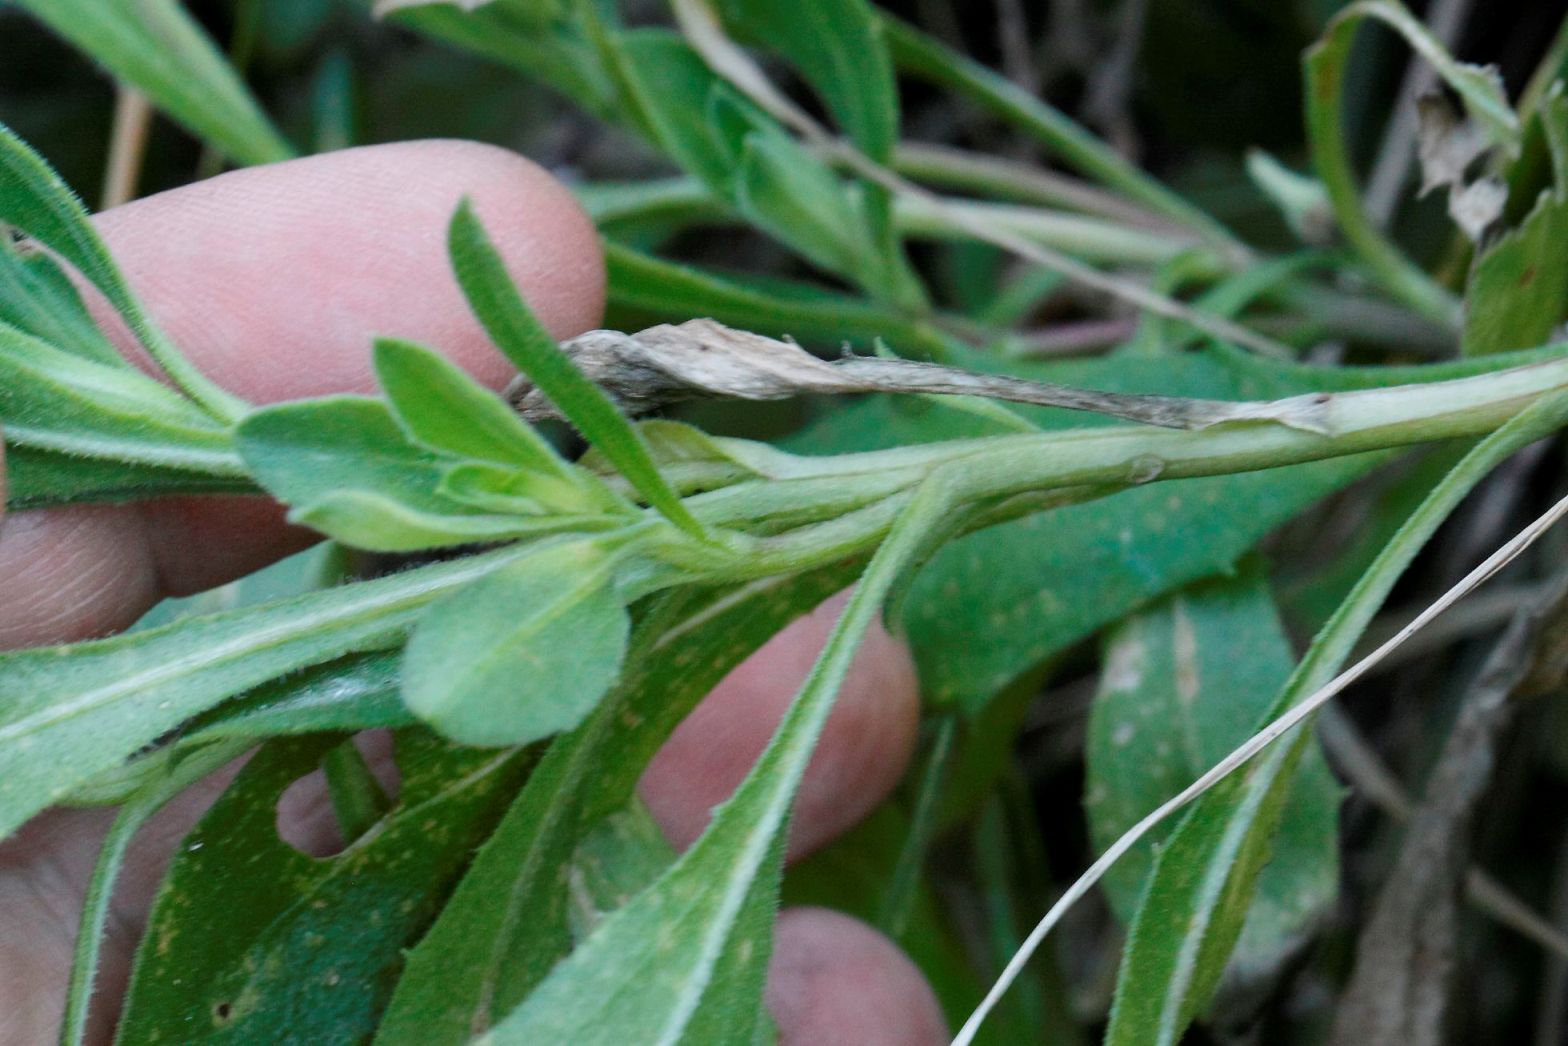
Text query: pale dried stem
101 87 153 211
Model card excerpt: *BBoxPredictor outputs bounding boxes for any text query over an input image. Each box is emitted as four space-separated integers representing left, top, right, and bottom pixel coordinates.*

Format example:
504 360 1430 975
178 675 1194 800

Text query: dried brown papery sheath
506 318 1334 433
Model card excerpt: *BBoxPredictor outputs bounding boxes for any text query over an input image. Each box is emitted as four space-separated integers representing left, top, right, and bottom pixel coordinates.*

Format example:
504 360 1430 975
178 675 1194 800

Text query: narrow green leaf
239 396 457 512
2 445 253 511
1304 2 1483 322
116 735 528 1044
66 651 413 810
0 545 523 841
599 240 954 358
729 113 884 281
292 490 573 553
447 201 708 539
401 540 632 747
379 0 614 118
1103 390 1568 1046
0 322 241 473
705 0 924 307
712 0 895 160
13 0 294 166
1463 90 1568 355
595 30 902 300
188 651 414 741
0 238 125 365
372 337 576 475
876 716 957 938
481 477 955 1043
1086 567 1337 985
0 122 244 417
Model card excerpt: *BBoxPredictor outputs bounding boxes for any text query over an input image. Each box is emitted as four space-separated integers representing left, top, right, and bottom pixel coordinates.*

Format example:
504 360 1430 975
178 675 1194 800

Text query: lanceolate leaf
186 652 414 742
0 122 243 418
239 396 463 513
116 736 529 1045
712 0 896 161
401 539 632 747
0 239 125 366
597 30 905 302
378 0 613 118
482 479 954 1043
0 546 523 841
1103 390 1568 1046
371 337 577 476
64 652 413 811
1086 567 1337 987
0 322 240 473
1463 90 1568 355
2 445 253 511
448 201 708 538
1304 1 1496 322
12 0 294 167
704 0 923 307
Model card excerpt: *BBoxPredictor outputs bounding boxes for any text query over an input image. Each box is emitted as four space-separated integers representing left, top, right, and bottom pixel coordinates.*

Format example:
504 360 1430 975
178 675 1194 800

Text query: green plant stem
585 176 1211 272
323 738 391 844
586 178 1446 357
895 195 1209 267
879 14 1240 252
1304 4 1469 325
877 714 957 939
61 739 250 1046
701 349 1568 519
31 350 1568 798
892 141 1185 231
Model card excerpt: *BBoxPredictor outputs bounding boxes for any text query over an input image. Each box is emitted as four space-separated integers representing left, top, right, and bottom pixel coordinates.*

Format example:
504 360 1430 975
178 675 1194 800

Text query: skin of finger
638 591 923 863
768 907 949 1045
0 139 605 647
0 748 264 1045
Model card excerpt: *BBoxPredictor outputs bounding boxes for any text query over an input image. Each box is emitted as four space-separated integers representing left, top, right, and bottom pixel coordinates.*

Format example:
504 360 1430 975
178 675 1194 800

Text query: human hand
0 141 947 1045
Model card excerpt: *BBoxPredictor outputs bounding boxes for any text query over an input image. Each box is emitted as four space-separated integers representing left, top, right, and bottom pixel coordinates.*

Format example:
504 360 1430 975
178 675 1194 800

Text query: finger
0 724 405 1044
0 759 249 1045
767 907 948 1045
0 140 604 647
89 139 603 402
638 591 922 863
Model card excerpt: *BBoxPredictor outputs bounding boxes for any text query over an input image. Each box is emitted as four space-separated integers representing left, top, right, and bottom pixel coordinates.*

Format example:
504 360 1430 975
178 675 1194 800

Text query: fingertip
768 907 947 1046
93 139 605 402
639 590 922 862
0 142 609 646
